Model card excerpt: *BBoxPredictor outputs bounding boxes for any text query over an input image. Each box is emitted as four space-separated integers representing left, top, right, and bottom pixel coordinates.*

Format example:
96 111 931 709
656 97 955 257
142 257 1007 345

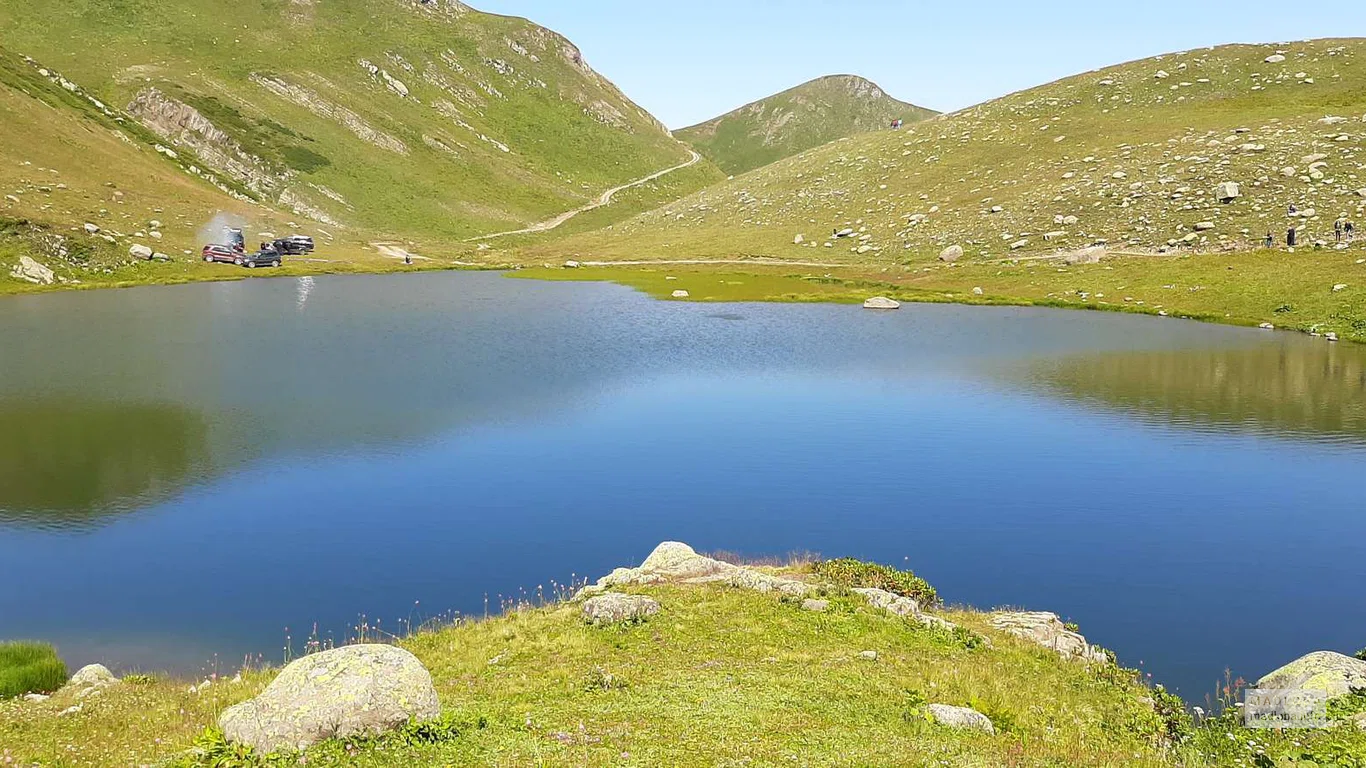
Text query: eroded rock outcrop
583 542 811 597
990 611 1108 664
581 593 660 625
219 645 439 754
9 255 54 285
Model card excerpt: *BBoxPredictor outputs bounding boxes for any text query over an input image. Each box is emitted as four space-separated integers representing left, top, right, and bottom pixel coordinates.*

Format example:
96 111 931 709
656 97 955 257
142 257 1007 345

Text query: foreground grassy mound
677 74 937 175
4 549 1363 766
0 642 66 700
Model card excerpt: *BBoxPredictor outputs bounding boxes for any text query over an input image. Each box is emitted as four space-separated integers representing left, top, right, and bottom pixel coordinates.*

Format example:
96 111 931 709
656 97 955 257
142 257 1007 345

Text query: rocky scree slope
0 0 696 250
558 39 1366 266
677 74 936 176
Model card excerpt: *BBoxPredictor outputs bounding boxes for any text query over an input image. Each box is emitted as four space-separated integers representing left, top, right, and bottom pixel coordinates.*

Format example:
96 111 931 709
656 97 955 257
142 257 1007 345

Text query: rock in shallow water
219 644 439 754
862 296 900 310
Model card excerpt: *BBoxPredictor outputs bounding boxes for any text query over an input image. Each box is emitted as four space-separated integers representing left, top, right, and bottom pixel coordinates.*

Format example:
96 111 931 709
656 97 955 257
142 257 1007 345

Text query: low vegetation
811 556 940 607
3 557 1363 766
0 642 67 699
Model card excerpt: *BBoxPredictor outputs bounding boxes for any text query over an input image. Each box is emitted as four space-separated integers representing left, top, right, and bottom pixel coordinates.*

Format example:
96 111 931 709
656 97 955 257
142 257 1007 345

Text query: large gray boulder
582 593 660 625
927 703 994 733
219 645 440 754
65 664 118 690
9 255 54 285
938 245 964 263
129 244 154 260
590 541 810 597
991 611 1108 664
1215 181 1241 202
1257 651 1366 699
862 296 901 310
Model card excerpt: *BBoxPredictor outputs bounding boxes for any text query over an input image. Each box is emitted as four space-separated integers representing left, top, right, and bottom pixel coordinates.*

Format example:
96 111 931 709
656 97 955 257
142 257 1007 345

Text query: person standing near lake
1347 220 1356 242
1335 218 1344 243
1287 226 1297 247
1264 231 1274 249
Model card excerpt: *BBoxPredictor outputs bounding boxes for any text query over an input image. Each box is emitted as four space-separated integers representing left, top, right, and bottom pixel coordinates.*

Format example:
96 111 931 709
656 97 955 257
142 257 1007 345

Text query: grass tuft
812 557 940 608
0 641 67 699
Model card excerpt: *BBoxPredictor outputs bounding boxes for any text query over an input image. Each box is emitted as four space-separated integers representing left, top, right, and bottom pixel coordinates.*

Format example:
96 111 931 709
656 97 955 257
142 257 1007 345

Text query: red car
202 244 242 264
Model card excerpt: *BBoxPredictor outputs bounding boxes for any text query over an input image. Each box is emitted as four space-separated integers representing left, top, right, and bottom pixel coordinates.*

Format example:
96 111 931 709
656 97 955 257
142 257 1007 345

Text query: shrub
1355 647 1366 662
811 558 939 608
0 641 68 699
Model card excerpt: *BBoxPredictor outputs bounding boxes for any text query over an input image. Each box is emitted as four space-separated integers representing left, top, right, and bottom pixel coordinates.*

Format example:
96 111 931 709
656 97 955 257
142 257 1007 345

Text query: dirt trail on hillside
468 150 702 241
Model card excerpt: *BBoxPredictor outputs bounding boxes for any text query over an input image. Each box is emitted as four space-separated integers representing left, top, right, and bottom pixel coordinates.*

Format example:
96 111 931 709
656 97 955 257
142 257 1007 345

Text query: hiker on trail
1289 204 1298 216
1347 221 1356 241
1264 231 1274 248
1287 227 1297 247
404 253 412 265
1335 219 1344 243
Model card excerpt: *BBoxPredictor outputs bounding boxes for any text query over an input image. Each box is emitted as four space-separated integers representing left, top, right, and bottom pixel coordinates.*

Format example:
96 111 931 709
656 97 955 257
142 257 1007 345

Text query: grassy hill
0 0 716 294
677 74 936 175
520 39 1366 340
3 550 1363 766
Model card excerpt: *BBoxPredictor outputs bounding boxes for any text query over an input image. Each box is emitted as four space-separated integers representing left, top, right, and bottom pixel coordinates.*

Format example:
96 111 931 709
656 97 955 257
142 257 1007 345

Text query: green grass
811 557 940 607
677 74 937 175
0 642 67 699
3 562 1365 765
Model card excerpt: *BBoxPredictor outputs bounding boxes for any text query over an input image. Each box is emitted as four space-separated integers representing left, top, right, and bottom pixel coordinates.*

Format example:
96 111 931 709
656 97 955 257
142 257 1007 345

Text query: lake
1 271 1363 699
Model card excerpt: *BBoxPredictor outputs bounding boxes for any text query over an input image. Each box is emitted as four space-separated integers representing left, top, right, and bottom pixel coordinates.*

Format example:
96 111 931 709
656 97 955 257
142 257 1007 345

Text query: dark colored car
202 244 240 264
273 235 315 255
239 247 283 269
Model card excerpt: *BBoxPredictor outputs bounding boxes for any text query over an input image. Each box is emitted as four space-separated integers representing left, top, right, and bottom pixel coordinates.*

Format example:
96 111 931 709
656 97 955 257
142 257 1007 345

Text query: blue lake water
1 271 1363 699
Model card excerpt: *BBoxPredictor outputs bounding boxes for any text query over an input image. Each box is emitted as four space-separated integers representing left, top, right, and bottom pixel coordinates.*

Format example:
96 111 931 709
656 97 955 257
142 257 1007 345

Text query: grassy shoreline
3 552 1363 766
8 245 1365 344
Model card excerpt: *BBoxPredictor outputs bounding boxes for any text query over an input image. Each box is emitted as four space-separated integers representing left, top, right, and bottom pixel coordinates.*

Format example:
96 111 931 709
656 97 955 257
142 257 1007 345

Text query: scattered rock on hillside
220 645 439 754
563 260 580 268
129 244 153 260
82 223 100 234
1258 651 1366 698
582 593 661 625
10 256 55 285
927 704 995 734
858 650 878 661
863 296 900 309
22 693 49 703
672 290 690 298
1063 246 1106 265
1215 181 1241 202
801 599 829 612
939 245 964 263
991 611 1109 663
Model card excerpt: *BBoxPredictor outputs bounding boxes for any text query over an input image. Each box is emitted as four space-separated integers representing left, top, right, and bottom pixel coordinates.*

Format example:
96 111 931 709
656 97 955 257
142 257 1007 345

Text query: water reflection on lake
0 272 1361 698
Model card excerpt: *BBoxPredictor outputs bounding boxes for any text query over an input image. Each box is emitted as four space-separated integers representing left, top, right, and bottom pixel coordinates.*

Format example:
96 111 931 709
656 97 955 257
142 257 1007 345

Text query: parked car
273 235 315 255
239 247 283 269
202 244 240 264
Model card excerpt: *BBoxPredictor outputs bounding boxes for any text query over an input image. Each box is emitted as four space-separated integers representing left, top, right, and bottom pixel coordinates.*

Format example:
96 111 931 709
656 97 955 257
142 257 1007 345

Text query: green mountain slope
676 74 936 175
554 40 1366 265
0 0 697 251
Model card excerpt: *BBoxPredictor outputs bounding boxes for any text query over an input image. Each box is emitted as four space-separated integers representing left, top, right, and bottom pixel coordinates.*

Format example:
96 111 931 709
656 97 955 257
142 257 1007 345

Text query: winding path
468 150 702 242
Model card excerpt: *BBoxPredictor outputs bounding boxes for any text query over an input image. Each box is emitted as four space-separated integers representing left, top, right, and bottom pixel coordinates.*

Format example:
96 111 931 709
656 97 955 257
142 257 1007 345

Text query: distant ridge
677 75 937 175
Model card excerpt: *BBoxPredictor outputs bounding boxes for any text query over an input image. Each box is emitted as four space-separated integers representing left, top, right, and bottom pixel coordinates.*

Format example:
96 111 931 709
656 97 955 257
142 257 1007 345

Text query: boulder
581 593 660 625
129 244 154 260
82 223 100 234
990 611 1108 664
591 542 810 597
938 245 964 263
1257 651 1366 699
1265 54 1286 64
220 645 439 755
1195 222 1216 231
863 296 900 310
10 255 55 285
1063 246 1106 265
858 650 878 661
793 234 805 245
563 260 580 268
927 703 995 734
800 599 829 612
671 290 690 298
65 664 118 690
1215 182 1241 202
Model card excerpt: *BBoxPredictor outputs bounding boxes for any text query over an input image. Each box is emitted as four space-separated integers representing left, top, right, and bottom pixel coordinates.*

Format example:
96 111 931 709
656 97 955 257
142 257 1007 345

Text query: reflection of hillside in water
0 401 211 529
1026 341 1366 445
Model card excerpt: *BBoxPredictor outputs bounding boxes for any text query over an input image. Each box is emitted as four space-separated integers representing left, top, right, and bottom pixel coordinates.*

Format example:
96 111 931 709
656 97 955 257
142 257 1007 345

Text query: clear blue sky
473 0 1361 129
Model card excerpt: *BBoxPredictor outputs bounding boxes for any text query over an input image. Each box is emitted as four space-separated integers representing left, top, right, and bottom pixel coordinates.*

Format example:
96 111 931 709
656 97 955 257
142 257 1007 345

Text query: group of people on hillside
1265 206 1356 248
